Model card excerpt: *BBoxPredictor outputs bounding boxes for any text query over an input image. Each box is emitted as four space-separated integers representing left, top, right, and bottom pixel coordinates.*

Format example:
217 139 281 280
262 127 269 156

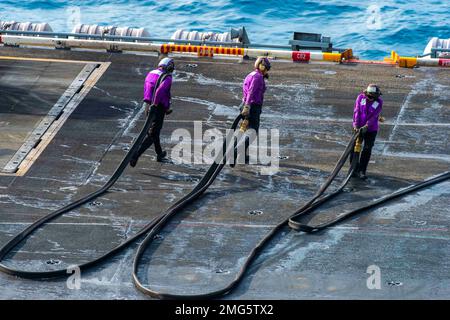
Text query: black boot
358 171 368 180
351 170 360 178
156 150 167 162
130 156 138 168
358 150 372 180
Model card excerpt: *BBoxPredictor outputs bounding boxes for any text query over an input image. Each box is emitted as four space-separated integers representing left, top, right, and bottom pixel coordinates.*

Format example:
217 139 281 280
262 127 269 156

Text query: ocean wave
0 0 448 59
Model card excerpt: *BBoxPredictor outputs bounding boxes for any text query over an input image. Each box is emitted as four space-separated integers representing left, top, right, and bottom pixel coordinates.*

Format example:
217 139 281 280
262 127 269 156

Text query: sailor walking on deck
232 57 270 166
130 58 174 167
350 84 384 179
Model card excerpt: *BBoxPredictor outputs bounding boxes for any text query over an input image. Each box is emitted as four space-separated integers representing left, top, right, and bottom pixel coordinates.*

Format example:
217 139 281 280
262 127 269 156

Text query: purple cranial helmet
364 84 382 100
158 57 175 73
254 57 271 71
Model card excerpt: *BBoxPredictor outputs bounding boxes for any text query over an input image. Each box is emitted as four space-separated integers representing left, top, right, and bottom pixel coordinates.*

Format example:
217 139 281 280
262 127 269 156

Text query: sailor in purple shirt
130 58 174 167
232 57 271 166
240 57 270 133
350 84 385 179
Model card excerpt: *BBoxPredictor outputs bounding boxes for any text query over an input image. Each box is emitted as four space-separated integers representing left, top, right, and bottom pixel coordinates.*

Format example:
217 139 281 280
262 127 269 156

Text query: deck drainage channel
248 210 264 216
46 259 62 265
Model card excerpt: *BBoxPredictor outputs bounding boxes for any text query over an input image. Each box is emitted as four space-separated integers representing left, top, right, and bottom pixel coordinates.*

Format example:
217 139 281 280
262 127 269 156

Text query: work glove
165 109 173 115
241 104 251 117
378 115 385 123
360 125 368 135
143 102 151 117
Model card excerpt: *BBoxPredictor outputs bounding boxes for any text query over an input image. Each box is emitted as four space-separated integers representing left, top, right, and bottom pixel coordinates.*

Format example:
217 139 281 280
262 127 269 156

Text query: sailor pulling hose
232 57 271 166
350 83 384 180
130 57 175 167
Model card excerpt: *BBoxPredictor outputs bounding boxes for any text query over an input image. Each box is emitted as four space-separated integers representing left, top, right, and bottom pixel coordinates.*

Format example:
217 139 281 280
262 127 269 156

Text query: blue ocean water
0 0 449 59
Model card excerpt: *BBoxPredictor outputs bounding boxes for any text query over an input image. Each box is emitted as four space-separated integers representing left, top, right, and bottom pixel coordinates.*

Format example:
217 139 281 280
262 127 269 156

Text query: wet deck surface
0 59 85 168
0 46 449 299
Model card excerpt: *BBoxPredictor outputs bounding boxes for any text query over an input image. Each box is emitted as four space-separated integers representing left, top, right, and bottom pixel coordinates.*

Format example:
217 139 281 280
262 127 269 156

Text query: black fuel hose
132 126 249 299
0 73 190 277
0 107 158 278
132 128 449 299
287 132 360 231
288 122 449 232
131 130 361 299
1 103 448 299
0 109 242 278
290 171 450 232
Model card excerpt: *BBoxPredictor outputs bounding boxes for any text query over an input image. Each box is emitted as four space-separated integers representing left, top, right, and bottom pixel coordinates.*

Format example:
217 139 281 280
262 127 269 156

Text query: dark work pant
248 104 262 133
349 131 377 174
133 105 166 160
235 104 262 164
240 103 262 133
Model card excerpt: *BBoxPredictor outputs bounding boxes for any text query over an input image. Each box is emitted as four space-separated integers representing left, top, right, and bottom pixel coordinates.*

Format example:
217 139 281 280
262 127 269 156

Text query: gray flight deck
0 46 449 299
0 59 85 169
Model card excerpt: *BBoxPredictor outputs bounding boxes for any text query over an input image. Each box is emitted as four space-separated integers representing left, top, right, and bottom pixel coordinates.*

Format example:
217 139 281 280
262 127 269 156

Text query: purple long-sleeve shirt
242 69 266 106
353 93 383 132
143 69 172 110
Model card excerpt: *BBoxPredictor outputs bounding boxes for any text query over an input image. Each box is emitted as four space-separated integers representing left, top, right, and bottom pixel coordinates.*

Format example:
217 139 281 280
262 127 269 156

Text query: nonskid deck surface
0 58 85 169
0 46 449 299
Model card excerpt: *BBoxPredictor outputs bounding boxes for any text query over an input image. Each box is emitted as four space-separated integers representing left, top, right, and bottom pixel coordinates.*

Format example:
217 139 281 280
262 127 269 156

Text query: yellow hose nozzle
240 119 249 132
354 137 362 153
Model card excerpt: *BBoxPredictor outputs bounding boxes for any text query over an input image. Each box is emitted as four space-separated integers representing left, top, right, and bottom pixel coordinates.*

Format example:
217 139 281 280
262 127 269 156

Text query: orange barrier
160 44 244 57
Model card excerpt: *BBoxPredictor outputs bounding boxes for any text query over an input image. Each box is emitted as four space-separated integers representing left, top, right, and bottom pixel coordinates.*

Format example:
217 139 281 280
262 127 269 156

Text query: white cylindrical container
71 24 150 40
0 21 52 33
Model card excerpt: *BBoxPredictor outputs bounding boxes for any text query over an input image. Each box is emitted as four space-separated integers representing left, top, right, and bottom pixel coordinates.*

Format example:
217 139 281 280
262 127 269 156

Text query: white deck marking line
382 75 434 156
